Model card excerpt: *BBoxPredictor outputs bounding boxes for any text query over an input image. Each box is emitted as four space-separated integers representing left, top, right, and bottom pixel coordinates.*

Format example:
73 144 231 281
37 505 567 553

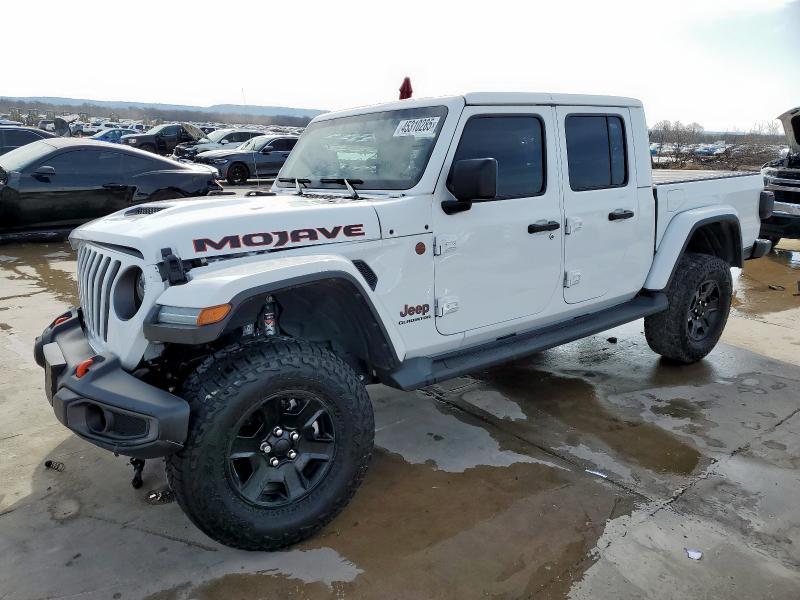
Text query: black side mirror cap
442 158 497 214
34 165 56 177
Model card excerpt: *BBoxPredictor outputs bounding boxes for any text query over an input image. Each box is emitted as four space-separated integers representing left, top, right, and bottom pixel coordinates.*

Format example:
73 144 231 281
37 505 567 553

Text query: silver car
193 134 298 184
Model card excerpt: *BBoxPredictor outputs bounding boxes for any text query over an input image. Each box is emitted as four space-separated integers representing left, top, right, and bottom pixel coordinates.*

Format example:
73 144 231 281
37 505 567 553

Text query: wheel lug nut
269 457 280 467
274 427 283 436
260 442 272 454
290 432 300 442
287 450 297 460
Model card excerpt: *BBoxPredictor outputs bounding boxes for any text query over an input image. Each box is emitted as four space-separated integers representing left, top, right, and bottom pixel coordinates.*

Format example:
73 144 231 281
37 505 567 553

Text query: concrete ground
1 239 799 600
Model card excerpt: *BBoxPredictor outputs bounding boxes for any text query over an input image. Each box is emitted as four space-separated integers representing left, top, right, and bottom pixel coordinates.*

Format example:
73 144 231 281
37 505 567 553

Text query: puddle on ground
732 247 800 317
0 242 78 307
147 450 634 600
473 363 702 476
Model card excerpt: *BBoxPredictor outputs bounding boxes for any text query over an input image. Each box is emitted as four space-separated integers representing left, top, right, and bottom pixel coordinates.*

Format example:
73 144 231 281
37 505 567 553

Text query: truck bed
651 169 758 186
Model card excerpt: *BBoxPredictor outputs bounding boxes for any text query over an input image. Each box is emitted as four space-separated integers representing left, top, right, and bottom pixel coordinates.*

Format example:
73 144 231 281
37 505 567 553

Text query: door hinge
435 296 460 317
564 270 581 288
433 235 457 256
565 217 583 235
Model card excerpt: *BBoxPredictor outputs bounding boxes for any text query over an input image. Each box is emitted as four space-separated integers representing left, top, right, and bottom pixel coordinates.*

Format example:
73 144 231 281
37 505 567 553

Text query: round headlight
135 270 146 305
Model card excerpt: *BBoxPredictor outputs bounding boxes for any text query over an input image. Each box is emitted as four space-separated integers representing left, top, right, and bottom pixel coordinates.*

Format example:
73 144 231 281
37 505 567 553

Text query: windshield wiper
320 178 364 199
278 177 311 196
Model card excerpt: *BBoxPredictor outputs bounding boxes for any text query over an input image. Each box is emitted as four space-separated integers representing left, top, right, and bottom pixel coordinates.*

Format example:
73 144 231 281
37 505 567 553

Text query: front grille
77 245 122 343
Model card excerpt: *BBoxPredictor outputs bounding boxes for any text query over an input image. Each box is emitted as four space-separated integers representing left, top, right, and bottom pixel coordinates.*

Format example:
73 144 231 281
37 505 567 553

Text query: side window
44 150 122 176
272 139 296 151
161 125 179 137
451 115 545 199
565 115 628 191
121 154 155 175
5 129 38 148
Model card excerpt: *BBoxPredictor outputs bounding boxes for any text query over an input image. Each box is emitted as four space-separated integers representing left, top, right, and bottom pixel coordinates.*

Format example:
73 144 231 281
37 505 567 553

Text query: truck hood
778 106 800 153
70 193 381 263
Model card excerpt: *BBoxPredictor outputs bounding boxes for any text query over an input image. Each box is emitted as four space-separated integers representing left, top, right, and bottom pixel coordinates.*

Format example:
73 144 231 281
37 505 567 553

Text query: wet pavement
1 239 800 599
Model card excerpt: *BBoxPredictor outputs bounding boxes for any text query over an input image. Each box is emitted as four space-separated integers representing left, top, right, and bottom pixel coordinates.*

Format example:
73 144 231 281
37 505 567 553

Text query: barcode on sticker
393 117 440 137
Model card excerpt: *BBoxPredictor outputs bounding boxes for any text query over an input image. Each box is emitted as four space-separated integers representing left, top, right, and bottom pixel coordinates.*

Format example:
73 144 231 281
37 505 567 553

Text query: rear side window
4 130 39 147
565 115 628 191
452 115 545 198
272 138 297 151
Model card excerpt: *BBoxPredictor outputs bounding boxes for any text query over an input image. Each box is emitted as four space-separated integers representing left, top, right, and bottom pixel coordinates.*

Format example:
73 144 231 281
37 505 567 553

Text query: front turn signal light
196 304 231 326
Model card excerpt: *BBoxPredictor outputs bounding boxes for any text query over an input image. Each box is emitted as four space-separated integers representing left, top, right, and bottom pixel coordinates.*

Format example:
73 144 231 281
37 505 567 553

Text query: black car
194 134 299 184
120 122 205 155
0 138 221 236
0 126 56 156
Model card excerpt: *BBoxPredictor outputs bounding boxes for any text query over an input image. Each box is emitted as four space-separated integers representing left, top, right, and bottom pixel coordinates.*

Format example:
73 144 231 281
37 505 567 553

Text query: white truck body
70 93 764 372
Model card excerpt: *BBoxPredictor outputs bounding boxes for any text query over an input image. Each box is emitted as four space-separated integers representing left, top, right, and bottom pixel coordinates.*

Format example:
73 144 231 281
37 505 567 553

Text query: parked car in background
194 134 298 184
91 128 139 144
0 126 56 156
80 122 104 136
38 120 55 132
120 123 205 155
200 125 218 134
760 106 800 247
173 128 264 160
0 138 221 236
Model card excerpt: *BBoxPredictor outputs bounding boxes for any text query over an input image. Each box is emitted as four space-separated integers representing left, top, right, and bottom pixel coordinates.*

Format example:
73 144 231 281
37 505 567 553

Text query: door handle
608 209 634 221
528 220 561 234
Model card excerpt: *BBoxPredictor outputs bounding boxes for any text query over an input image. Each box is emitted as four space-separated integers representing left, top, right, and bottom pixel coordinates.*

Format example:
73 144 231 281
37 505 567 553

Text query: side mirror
442 158 497 214
220 139 229 145
34 165 56 179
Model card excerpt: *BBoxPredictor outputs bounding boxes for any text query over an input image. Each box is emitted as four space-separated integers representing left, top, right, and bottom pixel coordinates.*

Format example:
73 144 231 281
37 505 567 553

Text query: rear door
555 107 645 304
432 107 563 335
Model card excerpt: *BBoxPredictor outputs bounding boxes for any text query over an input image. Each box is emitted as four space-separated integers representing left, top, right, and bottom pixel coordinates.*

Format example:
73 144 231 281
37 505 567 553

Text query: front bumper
34 308 189 459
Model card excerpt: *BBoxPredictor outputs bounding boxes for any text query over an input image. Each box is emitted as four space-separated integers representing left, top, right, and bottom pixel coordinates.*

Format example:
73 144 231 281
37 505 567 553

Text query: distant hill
2 96 326 119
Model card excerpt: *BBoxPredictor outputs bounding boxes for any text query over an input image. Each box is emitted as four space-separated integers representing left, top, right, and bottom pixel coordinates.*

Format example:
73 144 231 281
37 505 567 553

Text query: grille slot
125 206 167 216
77 245 122 342
352 260 378 290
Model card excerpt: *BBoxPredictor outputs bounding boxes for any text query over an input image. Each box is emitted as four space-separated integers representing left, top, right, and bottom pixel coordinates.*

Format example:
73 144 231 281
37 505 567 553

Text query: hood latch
160 247 188 285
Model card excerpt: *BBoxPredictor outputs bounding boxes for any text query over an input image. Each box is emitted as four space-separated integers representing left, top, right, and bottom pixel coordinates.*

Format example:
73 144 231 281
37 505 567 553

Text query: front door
555 107 644 304
432 107 563 335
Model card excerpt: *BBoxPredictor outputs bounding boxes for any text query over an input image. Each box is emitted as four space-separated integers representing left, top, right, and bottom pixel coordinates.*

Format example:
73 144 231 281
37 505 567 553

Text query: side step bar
386 293 668 391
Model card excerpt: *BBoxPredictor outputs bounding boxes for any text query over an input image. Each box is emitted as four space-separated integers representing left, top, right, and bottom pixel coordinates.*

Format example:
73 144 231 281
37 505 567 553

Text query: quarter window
565 115 628 191
451 116 545 198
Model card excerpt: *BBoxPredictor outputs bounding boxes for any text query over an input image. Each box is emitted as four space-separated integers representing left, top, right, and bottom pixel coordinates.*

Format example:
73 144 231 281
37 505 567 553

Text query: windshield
277 106 448 190
240 136 273 152
0 140 54 172
206 129 233 143
146 124 169 135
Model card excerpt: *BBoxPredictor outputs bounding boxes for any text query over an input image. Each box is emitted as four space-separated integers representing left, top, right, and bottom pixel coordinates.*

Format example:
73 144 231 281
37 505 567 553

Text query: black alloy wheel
686 280 722 342
227 390 336 507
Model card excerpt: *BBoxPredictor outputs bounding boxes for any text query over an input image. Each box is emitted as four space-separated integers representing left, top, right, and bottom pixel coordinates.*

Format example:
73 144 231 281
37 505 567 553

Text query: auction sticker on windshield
393 117 440 138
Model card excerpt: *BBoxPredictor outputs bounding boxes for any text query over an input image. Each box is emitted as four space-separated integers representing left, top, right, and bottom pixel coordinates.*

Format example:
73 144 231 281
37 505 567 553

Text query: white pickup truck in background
34 92 774 550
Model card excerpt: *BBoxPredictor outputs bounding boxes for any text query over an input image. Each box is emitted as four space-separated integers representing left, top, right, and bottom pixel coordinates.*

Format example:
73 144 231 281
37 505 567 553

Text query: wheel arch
145 259 404 378
645 208 742 291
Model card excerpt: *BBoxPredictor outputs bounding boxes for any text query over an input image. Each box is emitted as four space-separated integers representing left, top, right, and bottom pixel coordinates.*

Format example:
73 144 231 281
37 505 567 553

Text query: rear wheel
226 162 250 185
645 253 732 363
166 339 374 550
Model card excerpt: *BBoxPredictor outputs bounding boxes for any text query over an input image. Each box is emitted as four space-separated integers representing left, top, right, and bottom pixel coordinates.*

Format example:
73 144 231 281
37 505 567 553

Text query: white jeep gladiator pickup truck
34 93 774 550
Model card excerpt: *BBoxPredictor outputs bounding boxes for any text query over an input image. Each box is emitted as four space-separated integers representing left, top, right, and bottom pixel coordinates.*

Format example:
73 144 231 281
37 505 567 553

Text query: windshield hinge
159 248 188 285
433 235 457 256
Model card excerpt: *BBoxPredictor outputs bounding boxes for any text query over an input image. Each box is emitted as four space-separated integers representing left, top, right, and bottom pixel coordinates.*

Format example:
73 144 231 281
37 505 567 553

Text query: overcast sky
5 0 799 130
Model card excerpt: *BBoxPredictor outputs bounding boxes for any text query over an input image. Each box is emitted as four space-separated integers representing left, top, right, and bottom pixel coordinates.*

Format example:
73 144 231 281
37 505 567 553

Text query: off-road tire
644 252 732 363
165 339 374 550
226 162 250 185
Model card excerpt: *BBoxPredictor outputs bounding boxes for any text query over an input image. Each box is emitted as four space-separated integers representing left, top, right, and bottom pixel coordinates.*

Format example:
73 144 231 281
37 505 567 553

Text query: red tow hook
53 314 70 327
76 358 95 378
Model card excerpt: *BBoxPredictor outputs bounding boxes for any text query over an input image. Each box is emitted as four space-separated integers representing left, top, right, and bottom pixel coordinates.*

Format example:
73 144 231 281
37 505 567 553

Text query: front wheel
644 253 732 363
166 339 374 550
226 162 250 185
